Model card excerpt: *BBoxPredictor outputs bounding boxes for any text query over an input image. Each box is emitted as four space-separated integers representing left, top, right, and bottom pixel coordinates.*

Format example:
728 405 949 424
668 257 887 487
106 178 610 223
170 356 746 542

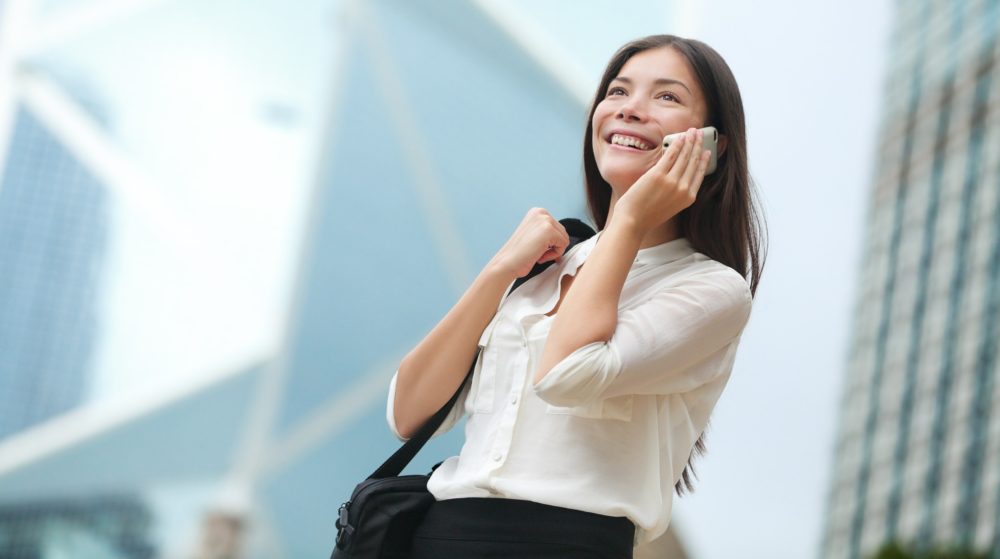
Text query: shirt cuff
386 372 410 442
531 340 622 407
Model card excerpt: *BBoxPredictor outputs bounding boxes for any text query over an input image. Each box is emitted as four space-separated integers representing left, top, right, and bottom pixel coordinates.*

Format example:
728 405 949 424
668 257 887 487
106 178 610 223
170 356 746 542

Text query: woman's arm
535 128 710 386
533 219 643 385
394 208 570 439
533 268 752 405
393 263 515 439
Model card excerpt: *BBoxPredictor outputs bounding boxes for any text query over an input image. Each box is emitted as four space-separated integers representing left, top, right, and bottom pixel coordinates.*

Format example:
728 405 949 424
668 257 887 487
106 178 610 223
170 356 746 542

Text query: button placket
509 369 526 409
487 350 530 471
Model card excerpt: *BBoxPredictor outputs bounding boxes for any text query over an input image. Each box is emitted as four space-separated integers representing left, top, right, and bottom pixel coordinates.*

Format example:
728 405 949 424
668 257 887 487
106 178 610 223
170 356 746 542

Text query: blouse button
510 395 518 405
492 452 503 462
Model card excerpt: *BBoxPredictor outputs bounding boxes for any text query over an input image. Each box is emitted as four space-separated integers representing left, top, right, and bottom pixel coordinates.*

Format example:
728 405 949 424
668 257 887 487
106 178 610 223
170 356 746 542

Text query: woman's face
591 46 709 193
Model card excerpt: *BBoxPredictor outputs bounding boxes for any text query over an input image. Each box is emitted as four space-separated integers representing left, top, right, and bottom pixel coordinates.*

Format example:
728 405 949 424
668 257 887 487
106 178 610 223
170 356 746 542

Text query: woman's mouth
607 133 655 151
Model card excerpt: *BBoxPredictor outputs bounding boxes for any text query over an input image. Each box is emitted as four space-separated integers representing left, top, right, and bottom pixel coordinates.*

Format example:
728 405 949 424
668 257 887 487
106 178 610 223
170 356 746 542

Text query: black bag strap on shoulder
369 217 596 480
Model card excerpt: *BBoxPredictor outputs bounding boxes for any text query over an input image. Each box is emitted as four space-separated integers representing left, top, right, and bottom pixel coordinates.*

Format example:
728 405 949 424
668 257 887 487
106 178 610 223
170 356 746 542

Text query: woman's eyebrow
610 76 692 96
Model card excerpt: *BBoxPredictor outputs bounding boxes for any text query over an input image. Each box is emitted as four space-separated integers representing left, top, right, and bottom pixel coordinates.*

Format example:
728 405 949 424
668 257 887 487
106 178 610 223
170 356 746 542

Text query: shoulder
696 257 752 300
654 254 753 313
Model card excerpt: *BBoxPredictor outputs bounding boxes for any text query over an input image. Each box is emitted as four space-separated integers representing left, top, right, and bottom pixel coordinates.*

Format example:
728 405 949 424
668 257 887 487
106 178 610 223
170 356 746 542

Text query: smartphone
662 126 718 175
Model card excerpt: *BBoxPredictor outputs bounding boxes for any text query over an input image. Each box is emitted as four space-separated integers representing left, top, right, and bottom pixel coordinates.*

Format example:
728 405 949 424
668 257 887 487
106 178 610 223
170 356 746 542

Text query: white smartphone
662 126 718 175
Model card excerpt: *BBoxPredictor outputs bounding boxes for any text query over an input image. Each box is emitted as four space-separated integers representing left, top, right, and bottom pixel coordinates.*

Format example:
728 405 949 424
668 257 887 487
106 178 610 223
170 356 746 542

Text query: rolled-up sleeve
532 268 753 407
386 370 470 442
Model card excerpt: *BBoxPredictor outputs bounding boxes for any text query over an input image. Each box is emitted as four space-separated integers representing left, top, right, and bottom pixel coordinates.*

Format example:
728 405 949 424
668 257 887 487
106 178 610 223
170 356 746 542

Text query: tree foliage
870 541 993 559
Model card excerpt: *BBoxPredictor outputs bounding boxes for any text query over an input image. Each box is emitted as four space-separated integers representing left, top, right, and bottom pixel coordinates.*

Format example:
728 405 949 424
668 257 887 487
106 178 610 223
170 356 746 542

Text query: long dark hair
583 35 767 495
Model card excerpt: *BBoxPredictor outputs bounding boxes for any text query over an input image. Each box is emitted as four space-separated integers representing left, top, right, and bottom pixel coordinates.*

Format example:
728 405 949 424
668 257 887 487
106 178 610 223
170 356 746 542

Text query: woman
387 34 765 559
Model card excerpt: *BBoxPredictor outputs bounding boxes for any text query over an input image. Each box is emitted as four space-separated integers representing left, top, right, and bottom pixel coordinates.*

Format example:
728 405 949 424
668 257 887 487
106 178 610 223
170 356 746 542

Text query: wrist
483 257 519 284
605 212 648 241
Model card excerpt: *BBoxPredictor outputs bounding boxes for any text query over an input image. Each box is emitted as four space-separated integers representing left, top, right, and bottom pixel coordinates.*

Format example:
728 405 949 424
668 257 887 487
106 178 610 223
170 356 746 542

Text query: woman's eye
605 87 677 102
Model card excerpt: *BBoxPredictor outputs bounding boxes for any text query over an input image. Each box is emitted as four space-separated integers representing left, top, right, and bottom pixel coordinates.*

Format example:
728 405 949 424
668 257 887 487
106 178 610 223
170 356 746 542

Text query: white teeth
610 134 652 150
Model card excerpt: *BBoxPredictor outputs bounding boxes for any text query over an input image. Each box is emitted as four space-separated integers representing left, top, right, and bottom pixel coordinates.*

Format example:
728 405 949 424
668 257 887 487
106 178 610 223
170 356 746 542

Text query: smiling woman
388 34 767 559
577 33 765 498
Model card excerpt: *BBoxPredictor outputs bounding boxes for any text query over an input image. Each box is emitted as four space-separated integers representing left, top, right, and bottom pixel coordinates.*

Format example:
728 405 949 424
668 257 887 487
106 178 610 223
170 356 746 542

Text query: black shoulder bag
331 218 596 559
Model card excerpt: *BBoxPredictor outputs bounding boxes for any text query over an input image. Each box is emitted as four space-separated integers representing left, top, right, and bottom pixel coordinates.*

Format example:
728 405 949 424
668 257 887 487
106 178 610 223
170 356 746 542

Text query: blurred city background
3 0 998 558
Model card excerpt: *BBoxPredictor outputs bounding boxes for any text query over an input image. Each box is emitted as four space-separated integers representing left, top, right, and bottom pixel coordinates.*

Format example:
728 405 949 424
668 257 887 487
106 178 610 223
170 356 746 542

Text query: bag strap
369 217 596 480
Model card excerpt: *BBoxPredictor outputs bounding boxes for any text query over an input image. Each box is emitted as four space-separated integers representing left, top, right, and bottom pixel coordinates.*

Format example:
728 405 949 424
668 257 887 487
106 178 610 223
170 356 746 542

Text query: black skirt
409 497 635 559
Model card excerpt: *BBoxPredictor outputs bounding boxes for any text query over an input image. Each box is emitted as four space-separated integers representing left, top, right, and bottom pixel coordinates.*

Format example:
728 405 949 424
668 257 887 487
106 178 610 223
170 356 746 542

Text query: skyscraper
821 0 1000 557
0 104 108 440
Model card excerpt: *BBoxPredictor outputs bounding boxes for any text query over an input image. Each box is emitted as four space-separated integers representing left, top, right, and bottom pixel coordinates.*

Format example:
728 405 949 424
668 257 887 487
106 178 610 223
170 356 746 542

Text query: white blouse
386 230 753 549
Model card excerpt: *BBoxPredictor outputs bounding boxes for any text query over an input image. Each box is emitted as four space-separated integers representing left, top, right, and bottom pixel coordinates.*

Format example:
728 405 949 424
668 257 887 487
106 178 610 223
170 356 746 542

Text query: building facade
822 0 1000 557
0 104 108 440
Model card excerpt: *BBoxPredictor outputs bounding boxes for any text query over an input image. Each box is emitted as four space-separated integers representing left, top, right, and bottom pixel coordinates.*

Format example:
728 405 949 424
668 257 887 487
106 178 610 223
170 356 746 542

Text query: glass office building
821 0 1000 557
0 0 689 557
0 103 108 440
0 495 154 558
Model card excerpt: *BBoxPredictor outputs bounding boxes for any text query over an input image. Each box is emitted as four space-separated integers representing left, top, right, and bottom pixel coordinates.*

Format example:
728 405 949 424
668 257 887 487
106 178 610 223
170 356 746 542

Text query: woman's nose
617 98 647 121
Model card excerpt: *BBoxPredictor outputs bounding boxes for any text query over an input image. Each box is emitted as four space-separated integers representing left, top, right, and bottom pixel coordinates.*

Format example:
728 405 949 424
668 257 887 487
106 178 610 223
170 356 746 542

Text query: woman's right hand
490 208 570 280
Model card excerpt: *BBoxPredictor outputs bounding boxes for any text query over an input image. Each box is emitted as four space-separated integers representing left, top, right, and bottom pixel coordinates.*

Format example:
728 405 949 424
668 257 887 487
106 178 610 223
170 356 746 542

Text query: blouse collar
584 229 695 268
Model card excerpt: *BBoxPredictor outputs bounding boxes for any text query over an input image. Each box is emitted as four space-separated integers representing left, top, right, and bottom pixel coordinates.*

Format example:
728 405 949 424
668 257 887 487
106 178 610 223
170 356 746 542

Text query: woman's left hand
614 127 711 233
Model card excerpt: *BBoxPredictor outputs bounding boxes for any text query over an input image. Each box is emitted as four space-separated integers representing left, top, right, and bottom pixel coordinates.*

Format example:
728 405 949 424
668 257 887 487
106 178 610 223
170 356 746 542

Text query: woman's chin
601 170 643 192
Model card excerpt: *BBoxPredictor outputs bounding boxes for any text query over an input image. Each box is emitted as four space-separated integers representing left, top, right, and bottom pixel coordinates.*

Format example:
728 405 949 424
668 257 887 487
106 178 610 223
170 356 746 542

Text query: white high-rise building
821 0 1000 557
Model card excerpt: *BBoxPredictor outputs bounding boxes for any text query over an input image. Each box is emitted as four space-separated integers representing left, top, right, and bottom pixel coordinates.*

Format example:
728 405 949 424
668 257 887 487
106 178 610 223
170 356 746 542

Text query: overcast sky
667 2 891 557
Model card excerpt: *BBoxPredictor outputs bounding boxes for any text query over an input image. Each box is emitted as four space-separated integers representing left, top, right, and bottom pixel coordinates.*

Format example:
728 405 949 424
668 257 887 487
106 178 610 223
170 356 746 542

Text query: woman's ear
717 134 728 157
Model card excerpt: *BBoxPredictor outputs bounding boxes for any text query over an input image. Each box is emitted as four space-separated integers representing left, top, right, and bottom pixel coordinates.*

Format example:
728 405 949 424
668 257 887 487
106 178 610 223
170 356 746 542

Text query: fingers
540 220 570 263
546 211 570 246
656 131 686 170
537 236 568 264
679 129 706 187
522 208 569 264
666 128 696 182
665 129 709 206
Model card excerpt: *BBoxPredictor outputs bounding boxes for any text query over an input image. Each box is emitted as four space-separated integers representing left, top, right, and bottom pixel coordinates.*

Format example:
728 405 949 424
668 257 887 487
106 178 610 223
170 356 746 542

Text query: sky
661 2 893 557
